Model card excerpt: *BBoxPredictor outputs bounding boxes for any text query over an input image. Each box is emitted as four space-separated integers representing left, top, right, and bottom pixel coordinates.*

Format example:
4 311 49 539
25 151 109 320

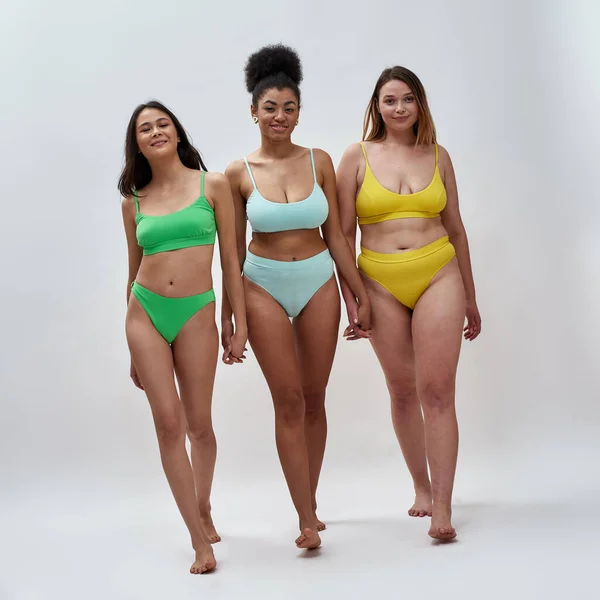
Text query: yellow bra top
356 143 447 225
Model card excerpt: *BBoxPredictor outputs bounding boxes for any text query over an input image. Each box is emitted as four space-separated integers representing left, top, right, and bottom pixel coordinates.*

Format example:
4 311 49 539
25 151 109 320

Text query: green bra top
134 171 216 255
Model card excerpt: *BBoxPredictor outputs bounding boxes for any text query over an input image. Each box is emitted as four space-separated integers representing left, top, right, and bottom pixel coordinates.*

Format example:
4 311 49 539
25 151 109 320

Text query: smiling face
135 107 179 159
377 79 419 135
251 87 299 141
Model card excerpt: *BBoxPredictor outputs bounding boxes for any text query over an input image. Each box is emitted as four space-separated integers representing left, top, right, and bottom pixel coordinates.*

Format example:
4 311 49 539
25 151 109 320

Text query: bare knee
387 379 418 412
304 389 326 423
155 413 185 446
419 380 455 413
273 388 305 427
187 422 216 445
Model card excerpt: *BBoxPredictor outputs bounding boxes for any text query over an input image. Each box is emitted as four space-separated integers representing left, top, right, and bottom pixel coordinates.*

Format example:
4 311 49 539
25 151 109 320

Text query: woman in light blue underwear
222 44 371 551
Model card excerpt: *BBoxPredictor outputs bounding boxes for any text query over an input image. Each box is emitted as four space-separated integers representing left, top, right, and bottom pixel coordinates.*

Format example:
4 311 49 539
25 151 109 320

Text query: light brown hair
362 66 436 145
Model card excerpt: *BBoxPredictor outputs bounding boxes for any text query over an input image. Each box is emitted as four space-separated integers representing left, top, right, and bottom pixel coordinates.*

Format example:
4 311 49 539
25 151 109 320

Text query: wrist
233 320 248 336
357 294 371 308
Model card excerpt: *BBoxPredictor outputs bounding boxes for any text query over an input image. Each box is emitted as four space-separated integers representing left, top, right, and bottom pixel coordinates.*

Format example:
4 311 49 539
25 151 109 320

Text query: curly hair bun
245 44 303 93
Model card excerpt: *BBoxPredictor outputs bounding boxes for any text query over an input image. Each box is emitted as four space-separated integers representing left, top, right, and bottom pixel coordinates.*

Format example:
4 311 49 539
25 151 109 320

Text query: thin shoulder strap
200 170 206 196
434 143 439 165
243 157 257 189
133 190 139 212
359 142 369 165
309 148 317 182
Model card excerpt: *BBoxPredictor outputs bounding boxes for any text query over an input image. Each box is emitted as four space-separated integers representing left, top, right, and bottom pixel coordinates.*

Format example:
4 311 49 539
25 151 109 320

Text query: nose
274 110 286 122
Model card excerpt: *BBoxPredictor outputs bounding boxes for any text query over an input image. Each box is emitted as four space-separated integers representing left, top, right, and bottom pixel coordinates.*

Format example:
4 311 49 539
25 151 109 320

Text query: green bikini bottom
131 282 215 344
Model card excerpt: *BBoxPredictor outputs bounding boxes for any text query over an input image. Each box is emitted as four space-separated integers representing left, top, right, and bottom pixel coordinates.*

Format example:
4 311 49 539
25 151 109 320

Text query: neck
147 154 188 186
259 135 296 159
383 127 418 147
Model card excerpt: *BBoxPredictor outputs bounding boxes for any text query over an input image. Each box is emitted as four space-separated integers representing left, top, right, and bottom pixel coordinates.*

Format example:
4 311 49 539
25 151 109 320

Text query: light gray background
1 0 598 598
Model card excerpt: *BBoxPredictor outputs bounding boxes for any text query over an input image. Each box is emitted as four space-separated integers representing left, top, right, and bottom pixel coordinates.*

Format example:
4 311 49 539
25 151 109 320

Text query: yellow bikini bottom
358 236 456 310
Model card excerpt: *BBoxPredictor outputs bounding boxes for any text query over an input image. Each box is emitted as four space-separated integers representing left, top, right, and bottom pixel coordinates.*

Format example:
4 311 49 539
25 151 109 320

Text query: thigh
362 274 416 391
172 302 219 426
126 296 182 426
244 276 303 400
293 277 340 397
412 259 465 391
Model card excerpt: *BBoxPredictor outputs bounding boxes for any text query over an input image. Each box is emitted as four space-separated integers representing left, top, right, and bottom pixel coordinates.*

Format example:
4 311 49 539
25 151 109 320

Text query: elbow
323 227 347 249
446 226 466 243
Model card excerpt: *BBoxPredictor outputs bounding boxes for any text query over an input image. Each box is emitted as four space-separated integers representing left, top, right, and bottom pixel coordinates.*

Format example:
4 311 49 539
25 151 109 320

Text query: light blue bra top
244 148 329 233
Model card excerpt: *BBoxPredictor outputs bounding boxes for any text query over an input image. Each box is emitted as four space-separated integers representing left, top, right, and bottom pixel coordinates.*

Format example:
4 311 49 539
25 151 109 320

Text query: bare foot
295 527 321 550
190 545 216 574
408 487 433 518
199 510 221 544
312 501 326 531
428 507 456 540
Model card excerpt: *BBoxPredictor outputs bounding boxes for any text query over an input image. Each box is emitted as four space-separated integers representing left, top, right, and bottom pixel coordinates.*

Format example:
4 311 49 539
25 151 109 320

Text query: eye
285 108 294 113
159 123 169 127
405 96 414 102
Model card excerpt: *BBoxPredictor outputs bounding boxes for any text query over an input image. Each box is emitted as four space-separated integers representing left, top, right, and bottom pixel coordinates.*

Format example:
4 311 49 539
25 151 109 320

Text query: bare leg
126 297 215 574
245 278 320 550
412 259 465 540
362 274 432 517
172 302 221 544
293 277 340 531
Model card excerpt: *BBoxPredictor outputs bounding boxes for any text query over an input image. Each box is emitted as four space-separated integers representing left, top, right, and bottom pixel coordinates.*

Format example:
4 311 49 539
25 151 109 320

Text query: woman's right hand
130 360 144 390
342 298 372 341
221 320 247 365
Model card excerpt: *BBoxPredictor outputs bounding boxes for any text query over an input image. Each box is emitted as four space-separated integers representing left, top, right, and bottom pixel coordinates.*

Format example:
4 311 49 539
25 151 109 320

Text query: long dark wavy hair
118 100 207 198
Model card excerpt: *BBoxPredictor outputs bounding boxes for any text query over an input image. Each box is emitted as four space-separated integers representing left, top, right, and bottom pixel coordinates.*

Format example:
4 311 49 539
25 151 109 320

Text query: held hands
464 300 482 341
221 320 248 365
342 298 372 342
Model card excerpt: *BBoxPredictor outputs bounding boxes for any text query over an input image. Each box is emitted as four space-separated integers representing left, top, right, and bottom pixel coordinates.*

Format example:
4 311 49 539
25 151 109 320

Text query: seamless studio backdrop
1 0 598 598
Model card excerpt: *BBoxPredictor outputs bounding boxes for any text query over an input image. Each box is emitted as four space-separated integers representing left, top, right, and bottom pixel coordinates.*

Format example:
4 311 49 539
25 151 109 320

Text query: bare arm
222 162 248 322
209 172 248 359
334 144 368 337
121 196 143 302
439 145 481 339
316 148 371 336
121 196 144 388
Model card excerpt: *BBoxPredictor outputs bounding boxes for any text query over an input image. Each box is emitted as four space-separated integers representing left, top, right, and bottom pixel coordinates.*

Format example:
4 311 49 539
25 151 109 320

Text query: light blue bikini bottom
243 249 334 318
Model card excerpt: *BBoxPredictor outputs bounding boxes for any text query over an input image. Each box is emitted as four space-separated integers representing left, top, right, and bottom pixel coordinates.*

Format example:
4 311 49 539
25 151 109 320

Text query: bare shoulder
339 142 365 167
224 158 246 182
343 142 364 158
437 143 453 166
311 147 334 169
121 194 136 216
204 171 231 197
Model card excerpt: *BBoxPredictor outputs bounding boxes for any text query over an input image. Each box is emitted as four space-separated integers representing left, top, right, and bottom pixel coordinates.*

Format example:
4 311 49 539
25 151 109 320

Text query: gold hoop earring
296 120 299 126
253 116 258 124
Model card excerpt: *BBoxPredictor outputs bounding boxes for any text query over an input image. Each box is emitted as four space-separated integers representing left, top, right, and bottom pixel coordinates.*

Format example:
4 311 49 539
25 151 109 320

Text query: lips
270 124 287 131
151 139 167 147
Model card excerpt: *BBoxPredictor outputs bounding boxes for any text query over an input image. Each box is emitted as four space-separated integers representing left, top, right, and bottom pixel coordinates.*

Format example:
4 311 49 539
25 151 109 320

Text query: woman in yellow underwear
337 66 481 540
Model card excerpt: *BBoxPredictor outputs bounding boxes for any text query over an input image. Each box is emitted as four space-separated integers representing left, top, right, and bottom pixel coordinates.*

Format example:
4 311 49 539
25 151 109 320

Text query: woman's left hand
464 301 482 341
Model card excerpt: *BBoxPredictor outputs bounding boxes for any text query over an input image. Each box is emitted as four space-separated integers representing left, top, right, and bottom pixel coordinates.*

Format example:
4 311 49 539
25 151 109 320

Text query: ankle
414 481 432 494
197 503 212 515
432 501 452 516
192 533 210 550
